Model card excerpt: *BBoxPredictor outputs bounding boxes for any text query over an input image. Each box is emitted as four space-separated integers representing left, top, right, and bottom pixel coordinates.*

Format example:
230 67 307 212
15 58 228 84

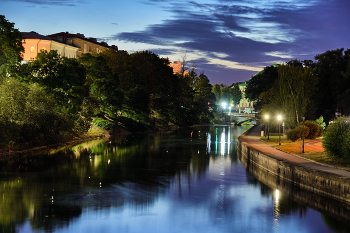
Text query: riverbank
261 136 350 170
238 125 350 203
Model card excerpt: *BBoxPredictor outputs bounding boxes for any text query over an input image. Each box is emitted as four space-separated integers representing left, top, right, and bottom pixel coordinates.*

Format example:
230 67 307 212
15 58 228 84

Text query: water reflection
1 125 350 233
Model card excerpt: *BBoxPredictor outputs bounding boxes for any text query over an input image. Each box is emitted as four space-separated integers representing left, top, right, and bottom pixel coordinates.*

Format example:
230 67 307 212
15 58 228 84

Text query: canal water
1 125 350 233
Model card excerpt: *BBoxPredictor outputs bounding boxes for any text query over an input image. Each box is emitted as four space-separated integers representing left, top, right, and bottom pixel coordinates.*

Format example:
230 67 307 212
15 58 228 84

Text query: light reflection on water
1 125 350 233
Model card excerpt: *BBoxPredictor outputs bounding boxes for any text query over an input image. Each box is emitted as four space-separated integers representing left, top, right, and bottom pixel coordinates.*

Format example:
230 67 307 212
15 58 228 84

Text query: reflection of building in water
207 133 211 153
213 126 232 155
221 128 225 156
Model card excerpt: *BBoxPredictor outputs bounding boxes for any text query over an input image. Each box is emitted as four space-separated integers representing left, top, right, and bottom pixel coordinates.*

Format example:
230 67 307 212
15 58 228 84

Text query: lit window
30 47 35 52
41 47 46 52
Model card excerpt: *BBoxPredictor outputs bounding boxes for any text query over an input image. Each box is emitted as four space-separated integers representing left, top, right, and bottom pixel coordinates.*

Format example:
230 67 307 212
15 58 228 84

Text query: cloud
113 0 350 84
3 0 79 6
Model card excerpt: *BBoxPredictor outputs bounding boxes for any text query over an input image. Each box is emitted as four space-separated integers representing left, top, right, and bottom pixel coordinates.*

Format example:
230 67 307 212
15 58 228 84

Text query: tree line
244 50 350 130
1 15 244 151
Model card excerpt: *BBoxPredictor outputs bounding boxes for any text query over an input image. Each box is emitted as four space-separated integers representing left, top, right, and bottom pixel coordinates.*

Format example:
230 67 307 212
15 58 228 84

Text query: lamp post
278 115 282 145
265 115 269 140
302 116 305 153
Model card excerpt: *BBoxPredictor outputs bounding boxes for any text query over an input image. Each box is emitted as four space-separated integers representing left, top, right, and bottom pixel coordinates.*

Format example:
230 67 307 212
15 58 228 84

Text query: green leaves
261 64 317 129
0 15 24 74
28 50 88 116
0 78 74 147
323 117 350 159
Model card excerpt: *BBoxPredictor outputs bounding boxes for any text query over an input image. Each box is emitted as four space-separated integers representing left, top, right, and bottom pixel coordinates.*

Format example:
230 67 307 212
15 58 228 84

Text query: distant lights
221 102 227 109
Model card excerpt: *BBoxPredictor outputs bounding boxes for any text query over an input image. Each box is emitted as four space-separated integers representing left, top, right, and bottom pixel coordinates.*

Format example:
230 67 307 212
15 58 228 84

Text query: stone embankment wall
237 129 350 204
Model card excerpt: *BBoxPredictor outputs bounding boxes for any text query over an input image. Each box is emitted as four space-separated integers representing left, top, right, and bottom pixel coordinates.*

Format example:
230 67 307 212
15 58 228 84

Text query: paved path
304 139 324 151
240 125 350 178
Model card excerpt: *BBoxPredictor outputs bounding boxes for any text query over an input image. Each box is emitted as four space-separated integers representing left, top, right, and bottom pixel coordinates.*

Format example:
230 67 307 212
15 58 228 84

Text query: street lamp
221 102 227 109
265 115 269 140
278 115 282 145
302 116 305 153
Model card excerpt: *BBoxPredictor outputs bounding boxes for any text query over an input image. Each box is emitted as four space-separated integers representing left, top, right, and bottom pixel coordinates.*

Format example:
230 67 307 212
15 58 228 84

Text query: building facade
21 32 78 62
236 82 256 114
48 32 118 58
169 60 181 74
21 31 118 62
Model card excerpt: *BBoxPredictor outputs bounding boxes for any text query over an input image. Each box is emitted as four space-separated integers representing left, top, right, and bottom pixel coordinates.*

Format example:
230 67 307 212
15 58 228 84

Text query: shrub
323 117 350 159
296 125 310 138
302 120 323 139
286 128 301 142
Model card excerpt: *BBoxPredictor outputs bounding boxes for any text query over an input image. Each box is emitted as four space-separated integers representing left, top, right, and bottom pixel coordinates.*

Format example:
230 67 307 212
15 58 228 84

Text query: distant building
236 82 256 114
21 31 79 62
169 60 181 74
168 60 189 75
48 32 118 58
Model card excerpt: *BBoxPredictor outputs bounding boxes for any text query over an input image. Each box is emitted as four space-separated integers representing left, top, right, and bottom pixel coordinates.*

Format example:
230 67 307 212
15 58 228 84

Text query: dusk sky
1 0 349 85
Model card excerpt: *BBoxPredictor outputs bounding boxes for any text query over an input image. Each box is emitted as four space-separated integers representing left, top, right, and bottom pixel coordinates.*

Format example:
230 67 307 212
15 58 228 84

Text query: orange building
48 32 118 58
169 60 181 74
168 60 189 75
21 31 79 62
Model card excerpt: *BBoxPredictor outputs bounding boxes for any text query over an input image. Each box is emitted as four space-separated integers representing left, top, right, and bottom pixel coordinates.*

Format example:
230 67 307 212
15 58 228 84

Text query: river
1 125 350 233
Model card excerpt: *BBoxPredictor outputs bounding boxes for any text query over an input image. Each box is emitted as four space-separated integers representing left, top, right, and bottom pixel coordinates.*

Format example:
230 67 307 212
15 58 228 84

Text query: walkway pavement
240 125 350 178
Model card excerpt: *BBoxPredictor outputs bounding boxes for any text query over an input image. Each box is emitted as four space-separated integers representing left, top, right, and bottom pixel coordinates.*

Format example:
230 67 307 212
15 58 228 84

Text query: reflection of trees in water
0 126 219 232
30 203 82 232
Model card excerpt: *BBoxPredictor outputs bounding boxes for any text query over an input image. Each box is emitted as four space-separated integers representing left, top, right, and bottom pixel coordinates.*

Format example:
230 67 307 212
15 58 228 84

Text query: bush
286 128 301 142
296 125 310 138
300 120 323 139
323 117 350 159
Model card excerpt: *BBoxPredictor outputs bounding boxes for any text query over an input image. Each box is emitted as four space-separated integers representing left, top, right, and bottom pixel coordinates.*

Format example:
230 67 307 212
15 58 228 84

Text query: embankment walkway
238 125 350 202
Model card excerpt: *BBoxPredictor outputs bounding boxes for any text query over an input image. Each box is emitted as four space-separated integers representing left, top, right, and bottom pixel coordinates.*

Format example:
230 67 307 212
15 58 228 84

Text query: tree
313 48 350 123
261 64 317 129
230 83 242 106
21 50 88 116
0 15 24 75
245 64 279 112
193 72 215 123
245 65 279 102
0 78 27 122
78 52 122 130
212 84 221 104
0 78 73 147
220 85 230 105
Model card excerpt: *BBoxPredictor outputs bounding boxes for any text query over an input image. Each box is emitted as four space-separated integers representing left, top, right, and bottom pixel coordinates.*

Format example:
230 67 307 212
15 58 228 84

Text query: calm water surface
1 125 350 233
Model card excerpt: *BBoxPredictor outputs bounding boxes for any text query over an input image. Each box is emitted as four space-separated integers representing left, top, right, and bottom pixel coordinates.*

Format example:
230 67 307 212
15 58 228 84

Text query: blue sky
1 0 350 85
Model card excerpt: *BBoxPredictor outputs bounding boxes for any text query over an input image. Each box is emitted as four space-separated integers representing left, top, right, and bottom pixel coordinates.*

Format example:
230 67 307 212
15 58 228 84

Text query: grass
261 136 350 170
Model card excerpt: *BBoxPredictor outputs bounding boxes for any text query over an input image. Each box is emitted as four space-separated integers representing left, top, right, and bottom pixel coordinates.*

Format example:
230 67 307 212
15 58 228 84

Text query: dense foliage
0 15 24 75
249 51 350 129
260 64 317 129
323 117 350 159
1 49 220 150
0 16 221 150
286 120 322 142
